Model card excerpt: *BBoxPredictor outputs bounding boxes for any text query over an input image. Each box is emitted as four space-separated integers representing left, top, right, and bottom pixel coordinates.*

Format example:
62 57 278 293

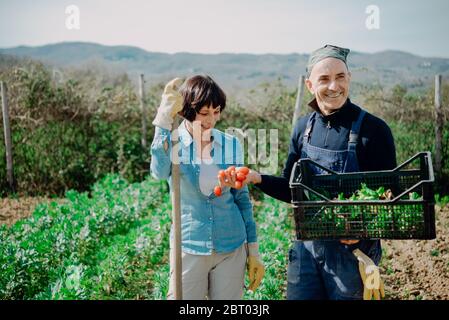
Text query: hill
1 42 448 93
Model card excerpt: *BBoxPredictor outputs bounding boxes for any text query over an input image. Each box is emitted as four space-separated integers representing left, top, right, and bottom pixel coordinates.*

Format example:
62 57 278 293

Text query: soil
0 196 65 227
380 205 449 300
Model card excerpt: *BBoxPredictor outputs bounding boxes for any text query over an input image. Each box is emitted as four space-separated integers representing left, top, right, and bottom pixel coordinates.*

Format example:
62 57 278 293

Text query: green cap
306 44 350 77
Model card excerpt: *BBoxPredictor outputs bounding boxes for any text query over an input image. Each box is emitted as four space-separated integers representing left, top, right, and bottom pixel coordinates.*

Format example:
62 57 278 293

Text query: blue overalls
287 108 382 300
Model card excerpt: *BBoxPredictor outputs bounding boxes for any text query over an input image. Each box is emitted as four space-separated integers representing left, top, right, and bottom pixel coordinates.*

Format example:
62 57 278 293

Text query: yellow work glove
353 249 385 300
152 78 184 130
246 242 265 292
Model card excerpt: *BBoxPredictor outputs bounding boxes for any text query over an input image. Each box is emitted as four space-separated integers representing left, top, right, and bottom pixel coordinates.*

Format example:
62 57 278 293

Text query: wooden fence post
292 75 305 130
434 74 443 176
1 81 16 193
139 74 148 149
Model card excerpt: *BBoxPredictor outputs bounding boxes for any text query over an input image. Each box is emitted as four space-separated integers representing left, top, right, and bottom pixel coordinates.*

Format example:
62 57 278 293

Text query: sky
0 0 448 58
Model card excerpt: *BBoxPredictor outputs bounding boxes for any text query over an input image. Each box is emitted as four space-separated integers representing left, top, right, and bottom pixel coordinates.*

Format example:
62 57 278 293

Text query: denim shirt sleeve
150 126 172 180
230 138 257 243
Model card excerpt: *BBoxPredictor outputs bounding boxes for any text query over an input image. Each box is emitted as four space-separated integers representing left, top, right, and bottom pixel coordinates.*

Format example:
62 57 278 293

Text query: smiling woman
179 75 226 122
180 75 225 150
150 74 264 300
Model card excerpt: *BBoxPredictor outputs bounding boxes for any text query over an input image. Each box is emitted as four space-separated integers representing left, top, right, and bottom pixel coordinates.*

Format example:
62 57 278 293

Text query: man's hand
340 240 360 245
152 78 184 130
353 249 385 300
245 169 262 185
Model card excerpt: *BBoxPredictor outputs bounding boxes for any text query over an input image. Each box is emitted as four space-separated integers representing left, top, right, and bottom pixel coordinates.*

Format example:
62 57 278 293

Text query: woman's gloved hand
152 78 184 130
246 242 265 292
353 248 385 300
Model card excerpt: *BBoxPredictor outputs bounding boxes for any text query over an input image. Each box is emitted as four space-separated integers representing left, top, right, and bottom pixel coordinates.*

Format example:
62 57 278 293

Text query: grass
243 197 294 300
430 249 440 257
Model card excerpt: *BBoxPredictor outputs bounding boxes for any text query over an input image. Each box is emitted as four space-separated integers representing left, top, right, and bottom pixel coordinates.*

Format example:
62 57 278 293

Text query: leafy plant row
0 174 169 299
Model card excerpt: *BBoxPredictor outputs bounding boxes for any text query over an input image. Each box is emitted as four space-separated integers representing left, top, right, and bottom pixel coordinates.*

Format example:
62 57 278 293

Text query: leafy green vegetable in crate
395 192 424 235
309 183 424 237
408 192 422 200
304 177 428 238
351 183 393 201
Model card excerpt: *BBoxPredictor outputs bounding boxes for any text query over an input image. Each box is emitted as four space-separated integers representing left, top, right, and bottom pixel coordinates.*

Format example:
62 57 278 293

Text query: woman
150 75 264 300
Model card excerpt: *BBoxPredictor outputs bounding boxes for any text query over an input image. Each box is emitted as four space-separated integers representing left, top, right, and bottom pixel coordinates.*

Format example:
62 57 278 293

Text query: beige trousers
167 243 247 300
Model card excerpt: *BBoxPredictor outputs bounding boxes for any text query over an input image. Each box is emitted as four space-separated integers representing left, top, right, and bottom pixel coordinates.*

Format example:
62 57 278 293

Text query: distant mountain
1 42 448 93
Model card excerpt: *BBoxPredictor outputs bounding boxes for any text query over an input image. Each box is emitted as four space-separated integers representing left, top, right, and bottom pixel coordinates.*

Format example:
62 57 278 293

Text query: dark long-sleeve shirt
257 98 397 203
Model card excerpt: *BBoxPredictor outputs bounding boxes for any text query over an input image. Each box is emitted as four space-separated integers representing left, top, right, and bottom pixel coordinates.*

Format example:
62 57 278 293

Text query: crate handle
299 183 333 201
424 152 435 182
392 152 433 177
293 152 433 177
290 152 435 204
289 161 333 201
386 152 435 202
388 180 434 203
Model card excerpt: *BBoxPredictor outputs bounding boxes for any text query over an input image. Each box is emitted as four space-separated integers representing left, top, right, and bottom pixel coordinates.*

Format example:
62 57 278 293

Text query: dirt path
380 205 449 300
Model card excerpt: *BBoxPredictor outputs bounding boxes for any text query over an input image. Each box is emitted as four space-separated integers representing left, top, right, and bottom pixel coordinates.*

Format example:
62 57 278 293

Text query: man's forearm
255 174 292 203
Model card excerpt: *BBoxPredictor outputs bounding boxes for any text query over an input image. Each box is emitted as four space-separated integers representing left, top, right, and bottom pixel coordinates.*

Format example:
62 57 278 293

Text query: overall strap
303 112 317 144
347 108 366 153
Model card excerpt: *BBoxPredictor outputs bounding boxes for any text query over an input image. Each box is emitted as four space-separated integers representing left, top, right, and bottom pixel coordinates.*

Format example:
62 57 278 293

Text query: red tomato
214 186 222 197
234 181 243 189
227 166 236 173
236 172 246 182
218 170 226 179
238 167 249 175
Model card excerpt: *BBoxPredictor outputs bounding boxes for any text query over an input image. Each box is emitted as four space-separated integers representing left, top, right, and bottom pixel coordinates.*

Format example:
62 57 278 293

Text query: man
220 44 396 300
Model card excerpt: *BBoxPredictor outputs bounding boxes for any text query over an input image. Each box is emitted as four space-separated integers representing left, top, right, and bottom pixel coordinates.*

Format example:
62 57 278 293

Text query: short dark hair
179 75 226 121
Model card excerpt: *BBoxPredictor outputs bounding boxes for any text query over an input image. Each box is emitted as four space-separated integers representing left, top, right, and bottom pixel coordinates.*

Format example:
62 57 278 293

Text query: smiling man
305 46 352 116
220 44 396 299
264 45 396 299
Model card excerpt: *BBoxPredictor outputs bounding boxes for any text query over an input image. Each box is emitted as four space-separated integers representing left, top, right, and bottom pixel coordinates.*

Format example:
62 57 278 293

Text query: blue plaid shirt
150 122 257 255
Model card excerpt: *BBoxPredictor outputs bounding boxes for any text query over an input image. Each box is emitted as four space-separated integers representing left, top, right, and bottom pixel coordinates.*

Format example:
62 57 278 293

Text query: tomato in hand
214 186 222 197
237 167 249 175
236 172 246 182
218 170 226 179
227 166 236 172
234 181 243 189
